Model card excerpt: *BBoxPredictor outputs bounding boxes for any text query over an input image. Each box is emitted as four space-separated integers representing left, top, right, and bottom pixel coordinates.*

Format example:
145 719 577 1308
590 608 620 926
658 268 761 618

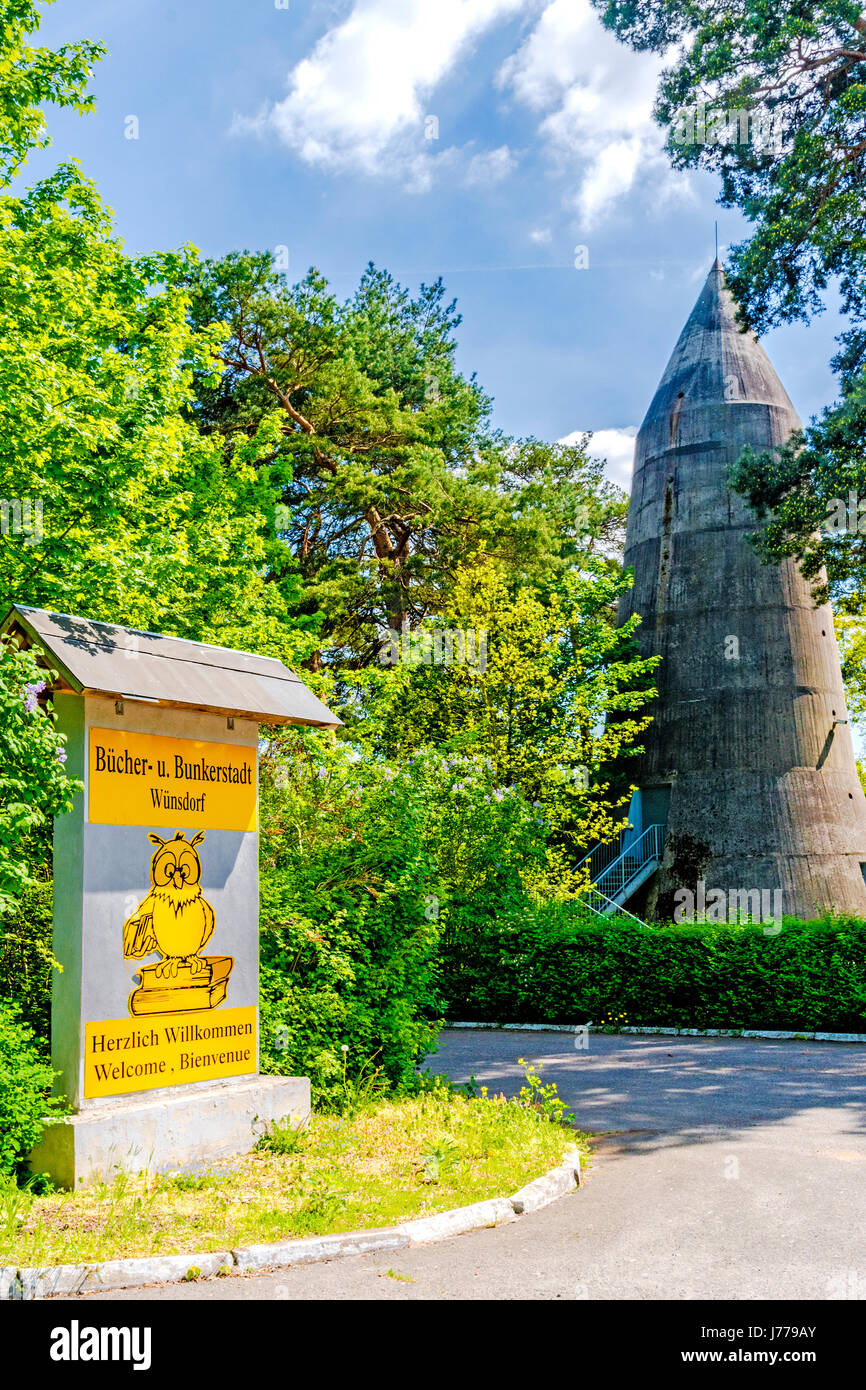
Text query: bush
0 1000 66 1179
0 880 55 1054
259 729 444 1105
440 906 866 1032
0 639 80 915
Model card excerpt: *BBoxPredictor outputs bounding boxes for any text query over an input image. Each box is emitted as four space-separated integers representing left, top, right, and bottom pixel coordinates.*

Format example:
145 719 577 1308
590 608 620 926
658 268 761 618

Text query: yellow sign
84 1007 257 1098
89 728 256 832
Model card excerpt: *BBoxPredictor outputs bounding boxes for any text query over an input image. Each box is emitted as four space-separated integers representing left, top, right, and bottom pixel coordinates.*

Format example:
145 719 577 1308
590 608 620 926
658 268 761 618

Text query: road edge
2 1148 582 1299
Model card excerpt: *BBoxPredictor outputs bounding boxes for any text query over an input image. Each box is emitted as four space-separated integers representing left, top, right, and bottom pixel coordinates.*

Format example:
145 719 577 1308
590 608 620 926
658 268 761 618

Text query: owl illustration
123 831 215 979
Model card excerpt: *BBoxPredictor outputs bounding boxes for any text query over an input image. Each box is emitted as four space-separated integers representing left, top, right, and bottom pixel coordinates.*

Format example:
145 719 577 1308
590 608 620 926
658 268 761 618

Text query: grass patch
3 1077 585 1268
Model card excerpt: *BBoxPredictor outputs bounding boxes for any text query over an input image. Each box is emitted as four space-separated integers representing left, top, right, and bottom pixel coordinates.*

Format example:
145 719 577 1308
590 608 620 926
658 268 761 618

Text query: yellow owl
123 831 215 980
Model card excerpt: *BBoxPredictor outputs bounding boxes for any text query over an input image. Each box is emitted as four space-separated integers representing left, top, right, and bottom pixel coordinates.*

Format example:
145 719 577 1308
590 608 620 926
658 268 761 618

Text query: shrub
0 999 66 1179
259 729 444 1106
440 906 866 1032
0 639 80 915
0 880 55 1054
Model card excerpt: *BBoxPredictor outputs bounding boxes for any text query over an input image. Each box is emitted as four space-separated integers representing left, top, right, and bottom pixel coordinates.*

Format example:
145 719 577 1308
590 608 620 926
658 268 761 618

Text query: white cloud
235 0 526 183
559 425 638 492
465 144 517 185
233 0 693 217
498 0 688 226
529 226 552 244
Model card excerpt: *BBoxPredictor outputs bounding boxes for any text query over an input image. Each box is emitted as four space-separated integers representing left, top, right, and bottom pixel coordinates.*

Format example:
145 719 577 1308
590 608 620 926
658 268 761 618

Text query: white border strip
447 1022 866 1043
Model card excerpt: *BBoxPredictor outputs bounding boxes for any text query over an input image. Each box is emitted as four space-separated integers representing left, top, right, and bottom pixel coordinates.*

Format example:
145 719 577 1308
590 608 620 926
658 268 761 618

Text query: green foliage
0 0 105 188
442 909 866 1032
158 1170 229 1194
384 749 550 923
343 562 659 884
0 7 315 663
317 1048 390 1119
0 998 66 1178
0 879 55 1050
0 165 314 663
0 1172 36 1241
255 555 658 1100
255 1116 307 1157
0 640 79 914
257 729 442 1105
836 609 866 739
184 254 630 660
728 390 866 607
418 1135 460 1183
184 253 500 652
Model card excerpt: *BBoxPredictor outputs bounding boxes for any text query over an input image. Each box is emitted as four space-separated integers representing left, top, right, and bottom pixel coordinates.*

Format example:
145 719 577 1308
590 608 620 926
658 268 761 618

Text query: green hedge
0 1000 66 1179
439 909 866 1032
259 865 442 1104
0 880 54 1057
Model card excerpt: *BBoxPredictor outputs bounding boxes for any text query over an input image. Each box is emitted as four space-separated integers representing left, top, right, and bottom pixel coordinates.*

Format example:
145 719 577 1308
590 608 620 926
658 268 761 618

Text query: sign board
69 699 261 1102
83 1008 257 1098
2 605 339 1186
88 728 257 831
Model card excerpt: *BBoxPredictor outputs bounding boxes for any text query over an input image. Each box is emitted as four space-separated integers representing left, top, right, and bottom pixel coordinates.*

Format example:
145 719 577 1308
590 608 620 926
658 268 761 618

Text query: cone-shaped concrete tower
620 260 866 920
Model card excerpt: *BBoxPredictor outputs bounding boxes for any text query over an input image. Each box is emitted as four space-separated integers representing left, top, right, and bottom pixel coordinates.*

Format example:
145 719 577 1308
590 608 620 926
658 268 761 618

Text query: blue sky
25 0 847 492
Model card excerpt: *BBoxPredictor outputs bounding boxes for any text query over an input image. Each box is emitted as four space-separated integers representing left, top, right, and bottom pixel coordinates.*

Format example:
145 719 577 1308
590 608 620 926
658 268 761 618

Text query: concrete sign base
29 1074 310 1189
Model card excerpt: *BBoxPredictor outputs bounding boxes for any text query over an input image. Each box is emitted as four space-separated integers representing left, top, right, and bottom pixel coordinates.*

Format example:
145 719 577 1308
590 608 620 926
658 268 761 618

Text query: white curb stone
564 1147 583 1188
448 1022 866 1044
12 1264 91 1299
0 1267 16 1300
399 1196 516 1245
509 1148 582 1214
83 1250 231 1293
233 1226 409 1272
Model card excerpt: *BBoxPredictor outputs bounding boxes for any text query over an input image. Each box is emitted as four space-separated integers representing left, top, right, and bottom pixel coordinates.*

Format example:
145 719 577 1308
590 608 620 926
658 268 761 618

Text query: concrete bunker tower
620 260 866 920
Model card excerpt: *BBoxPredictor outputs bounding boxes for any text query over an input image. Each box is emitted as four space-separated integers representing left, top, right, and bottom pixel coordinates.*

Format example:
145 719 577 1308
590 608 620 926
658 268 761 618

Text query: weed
516 1059 575 1126
158 1170 228 1193
418 1136 460 1184
320 1047 389 1119
255 1117 307 1157
0 1173 33 1242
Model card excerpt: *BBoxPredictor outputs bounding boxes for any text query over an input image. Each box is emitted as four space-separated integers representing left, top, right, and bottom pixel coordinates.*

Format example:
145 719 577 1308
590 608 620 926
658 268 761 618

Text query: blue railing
593 824 665 901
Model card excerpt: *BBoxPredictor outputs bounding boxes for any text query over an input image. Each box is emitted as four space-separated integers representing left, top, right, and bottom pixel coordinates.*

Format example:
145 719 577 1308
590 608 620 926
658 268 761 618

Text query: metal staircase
575 824 665 918
577 884 651 927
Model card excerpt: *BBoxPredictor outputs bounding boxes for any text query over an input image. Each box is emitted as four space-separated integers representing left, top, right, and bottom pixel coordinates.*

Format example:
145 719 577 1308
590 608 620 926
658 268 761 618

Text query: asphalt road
81 1029 866 1301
